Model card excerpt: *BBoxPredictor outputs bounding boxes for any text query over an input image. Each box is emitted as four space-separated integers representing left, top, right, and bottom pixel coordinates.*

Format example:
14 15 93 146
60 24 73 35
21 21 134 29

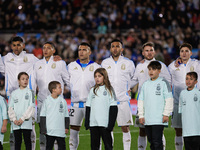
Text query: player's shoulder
88 61 100 68
102 57 111 64
68 60 77 68
168 60 175 68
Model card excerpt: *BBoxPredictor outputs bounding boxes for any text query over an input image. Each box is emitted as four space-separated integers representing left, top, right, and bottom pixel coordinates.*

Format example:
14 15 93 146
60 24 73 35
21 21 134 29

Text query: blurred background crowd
0 0 200 98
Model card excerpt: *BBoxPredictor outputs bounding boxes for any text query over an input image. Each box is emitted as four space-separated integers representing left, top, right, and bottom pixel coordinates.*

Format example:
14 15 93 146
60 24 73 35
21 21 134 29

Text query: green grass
2 116 181 150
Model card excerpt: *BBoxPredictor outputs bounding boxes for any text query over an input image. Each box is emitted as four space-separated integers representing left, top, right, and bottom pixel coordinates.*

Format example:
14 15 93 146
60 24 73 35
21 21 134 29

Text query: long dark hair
93 68 113 97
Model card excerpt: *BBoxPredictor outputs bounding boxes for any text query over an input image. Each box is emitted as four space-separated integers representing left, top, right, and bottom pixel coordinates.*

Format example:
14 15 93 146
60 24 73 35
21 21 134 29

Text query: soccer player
168 43 200 150
68 42 100 150
1 36 38 150
138 61 173 150
101 39 135 150
179 72 200 150
132 42 171 150
34 42 69 150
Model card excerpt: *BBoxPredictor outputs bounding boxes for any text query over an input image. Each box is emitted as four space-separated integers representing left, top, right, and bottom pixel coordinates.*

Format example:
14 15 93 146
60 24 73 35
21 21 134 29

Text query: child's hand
139 118 145 125
18 119 24 125
65 129 69 134
163 116 169 123
14 120 18 125
1 125 7 133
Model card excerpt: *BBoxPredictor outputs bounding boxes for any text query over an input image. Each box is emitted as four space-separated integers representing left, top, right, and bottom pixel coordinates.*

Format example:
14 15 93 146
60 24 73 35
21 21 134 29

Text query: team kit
0 36 200 150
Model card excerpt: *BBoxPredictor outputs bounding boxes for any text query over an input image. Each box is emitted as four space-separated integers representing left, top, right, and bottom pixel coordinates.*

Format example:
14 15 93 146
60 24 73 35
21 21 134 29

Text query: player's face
78 45 91 62
142 46 155 60
94 72 104 86
54 84 62 96
43 44 55 58
148 68 161 81
186 75 197 89
110 42 123 58
11 41 25 55
179 47 192 62
18 74 29 89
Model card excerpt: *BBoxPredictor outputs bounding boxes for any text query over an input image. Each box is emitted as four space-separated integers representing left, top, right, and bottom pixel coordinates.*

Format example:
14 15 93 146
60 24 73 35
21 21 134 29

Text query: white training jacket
2 51 38 97
34 56 70 104
168 58 200 105
101 55 135 102
68 59 100 103
131 58 171 96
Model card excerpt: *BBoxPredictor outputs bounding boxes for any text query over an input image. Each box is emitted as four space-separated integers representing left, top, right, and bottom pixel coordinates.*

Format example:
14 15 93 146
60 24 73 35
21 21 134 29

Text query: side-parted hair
147 61 162 70
111 39 123 46
43 41 56 50
179 43 192 51
18 72 29 80
142 42 154 50
186 72 198 81
11 36 24 44
93 68 113 97
79 42 91 51
48 81 61 93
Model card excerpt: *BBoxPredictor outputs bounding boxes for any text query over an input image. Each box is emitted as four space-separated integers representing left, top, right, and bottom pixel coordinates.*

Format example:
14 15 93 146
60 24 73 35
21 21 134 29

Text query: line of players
0 36 200 150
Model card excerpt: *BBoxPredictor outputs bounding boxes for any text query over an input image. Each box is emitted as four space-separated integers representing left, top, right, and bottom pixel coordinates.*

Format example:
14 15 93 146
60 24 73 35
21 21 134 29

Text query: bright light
159 13 163 18
18 5 22 10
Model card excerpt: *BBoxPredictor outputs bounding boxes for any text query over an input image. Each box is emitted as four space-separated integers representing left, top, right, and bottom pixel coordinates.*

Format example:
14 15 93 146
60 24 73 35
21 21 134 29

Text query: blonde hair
93 68 113 97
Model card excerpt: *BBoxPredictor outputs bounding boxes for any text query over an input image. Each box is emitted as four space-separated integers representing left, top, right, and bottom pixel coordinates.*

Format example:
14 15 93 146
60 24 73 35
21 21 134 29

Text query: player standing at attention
34 42 69 150
168 43 200 150
179 72 200 150
1 36 38 150
101 39 135 150
131 42 171 150
68 42 100 150
85 68 118 150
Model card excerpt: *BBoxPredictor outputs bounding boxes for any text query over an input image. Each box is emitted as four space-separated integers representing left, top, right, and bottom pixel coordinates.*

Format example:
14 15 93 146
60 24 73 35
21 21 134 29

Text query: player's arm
1 99 8 133
61 61 70 87
161 63 172 86
0 55 5 76
64 100 69 134
138 85 145 125
178 93 183 114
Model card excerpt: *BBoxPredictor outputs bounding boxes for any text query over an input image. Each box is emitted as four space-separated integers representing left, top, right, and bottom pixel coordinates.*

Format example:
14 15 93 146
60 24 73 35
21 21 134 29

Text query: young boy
138 61 173 150
0 96 8 150
179 72 200 150
8 72 35 150
40 81 69 150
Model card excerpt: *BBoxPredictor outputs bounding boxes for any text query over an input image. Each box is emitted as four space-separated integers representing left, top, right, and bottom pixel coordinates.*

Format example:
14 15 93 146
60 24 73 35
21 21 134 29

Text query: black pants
0 142 3 150
13 129 32 150
90 127 112 150
145 125 164 150
46 135 66 150
184 136 200 150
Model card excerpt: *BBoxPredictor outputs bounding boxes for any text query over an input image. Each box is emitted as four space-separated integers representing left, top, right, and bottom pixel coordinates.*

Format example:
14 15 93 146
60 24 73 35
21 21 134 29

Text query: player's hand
65 129 69 134
140 59 145 64
53 55 62 61
175 57 182 67
1 125 7 133
139 118 145 125
14 120 18 125
18 119 24 125
163 116 169 123
127 89 131 96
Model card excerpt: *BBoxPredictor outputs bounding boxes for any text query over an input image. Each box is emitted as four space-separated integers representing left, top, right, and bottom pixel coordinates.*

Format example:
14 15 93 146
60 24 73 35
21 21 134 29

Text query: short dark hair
18 72 29 80
142 42 154 50
43 41 56 50
179 43 192 51
48 81 60 93
79 42 91 50
11 36 24 43
147 61 162 70
110 39 123 46
186 72 198 81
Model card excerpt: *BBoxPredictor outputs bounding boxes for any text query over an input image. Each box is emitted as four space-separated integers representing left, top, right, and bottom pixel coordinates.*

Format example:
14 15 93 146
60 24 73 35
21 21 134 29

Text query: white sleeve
138 100 144 118
61 61 70 87
20 106 35 121
8 107 17 122
160 63 172 86
0 55 5 76
163 97 174 116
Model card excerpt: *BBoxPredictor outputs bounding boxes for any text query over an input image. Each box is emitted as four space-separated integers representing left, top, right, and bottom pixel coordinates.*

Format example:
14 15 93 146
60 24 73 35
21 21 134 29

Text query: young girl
8 72 35 150
85 68 118 150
